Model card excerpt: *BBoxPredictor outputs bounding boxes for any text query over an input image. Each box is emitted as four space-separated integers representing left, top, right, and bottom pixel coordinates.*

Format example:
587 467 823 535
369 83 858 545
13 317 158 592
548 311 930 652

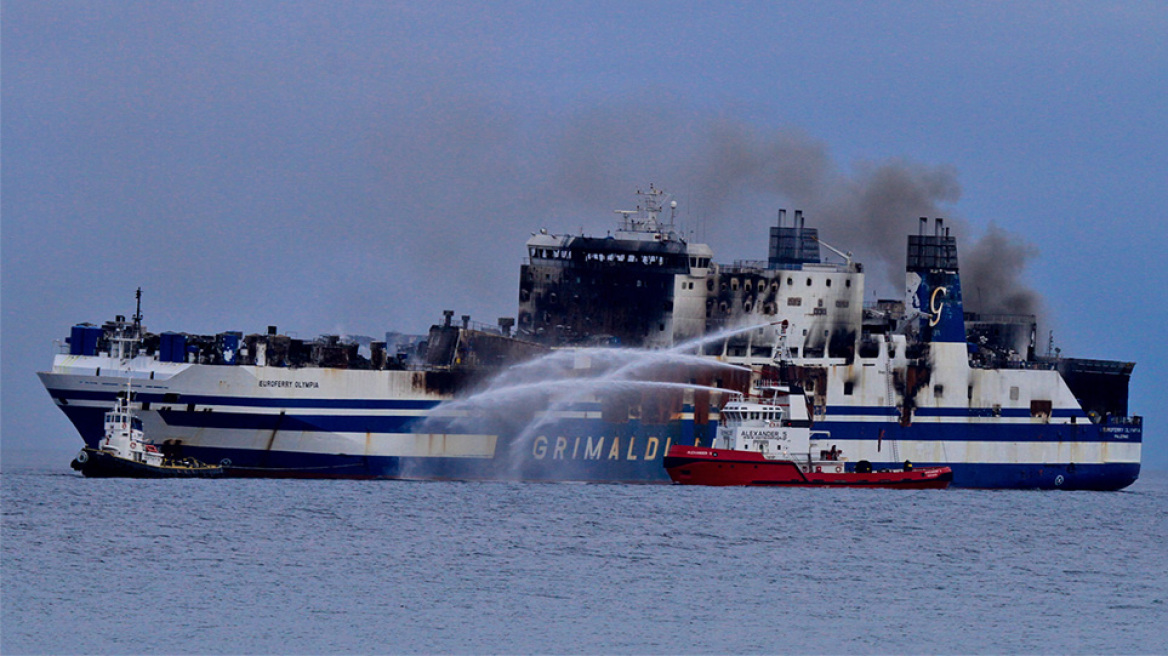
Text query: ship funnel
906 218 964 343
769 209 821 267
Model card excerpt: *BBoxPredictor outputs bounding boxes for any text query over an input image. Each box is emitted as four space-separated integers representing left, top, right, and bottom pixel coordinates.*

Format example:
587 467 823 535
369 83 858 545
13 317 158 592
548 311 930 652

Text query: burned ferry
39 187 1142 488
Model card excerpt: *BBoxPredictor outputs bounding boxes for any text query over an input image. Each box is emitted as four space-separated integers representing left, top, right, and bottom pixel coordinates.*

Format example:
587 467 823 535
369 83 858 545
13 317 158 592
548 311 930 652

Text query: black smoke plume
547 107 1042 317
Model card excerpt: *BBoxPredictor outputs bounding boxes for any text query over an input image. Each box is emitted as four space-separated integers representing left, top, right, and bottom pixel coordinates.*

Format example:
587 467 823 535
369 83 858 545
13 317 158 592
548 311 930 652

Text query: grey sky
3 1 1165 470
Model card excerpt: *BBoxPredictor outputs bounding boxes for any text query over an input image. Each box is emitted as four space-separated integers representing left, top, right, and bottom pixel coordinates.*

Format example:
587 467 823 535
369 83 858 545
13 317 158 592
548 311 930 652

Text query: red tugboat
664 386 952 489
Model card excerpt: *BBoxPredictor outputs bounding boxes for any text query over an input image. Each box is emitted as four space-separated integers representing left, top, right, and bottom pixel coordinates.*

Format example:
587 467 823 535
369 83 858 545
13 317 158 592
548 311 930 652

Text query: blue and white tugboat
70 382 222 478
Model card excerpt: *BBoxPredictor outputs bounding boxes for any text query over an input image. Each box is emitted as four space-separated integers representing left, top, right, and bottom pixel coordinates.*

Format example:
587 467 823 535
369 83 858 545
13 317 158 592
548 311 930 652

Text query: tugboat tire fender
76 450 89 464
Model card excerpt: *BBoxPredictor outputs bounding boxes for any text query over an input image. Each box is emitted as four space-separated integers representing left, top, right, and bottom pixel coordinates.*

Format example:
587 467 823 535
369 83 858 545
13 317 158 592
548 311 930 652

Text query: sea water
3 469 1165 655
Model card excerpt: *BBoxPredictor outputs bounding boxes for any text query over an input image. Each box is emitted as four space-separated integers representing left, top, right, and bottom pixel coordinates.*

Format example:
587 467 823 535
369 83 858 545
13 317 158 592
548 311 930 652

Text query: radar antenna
613 184 678 238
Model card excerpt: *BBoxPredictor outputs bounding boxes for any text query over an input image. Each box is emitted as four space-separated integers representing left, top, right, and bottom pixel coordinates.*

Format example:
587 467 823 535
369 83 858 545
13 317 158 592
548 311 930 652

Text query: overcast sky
3 1 1165 471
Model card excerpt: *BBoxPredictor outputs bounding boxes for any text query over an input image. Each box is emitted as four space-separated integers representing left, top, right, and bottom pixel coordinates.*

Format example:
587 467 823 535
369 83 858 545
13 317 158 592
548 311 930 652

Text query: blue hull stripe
140 412 1138 443
145 414 1137 444
829 406 899 417
50 388 604 413
915 407 1086 419
50 388 440 410
829 405 1087 419
815 419 1140 443
159 411 443 433
53 399 1140 444
49 389 1093 421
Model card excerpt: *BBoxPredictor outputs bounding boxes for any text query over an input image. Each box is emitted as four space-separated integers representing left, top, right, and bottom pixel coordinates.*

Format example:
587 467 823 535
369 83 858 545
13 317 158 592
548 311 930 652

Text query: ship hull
40 360 1141 489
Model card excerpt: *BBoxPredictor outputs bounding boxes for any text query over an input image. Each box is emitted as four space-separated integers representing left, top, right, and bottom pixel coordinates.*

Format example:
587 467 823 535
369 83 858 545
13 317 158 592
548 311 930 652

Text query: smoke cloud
541 106 1042 317
962 225 1042 316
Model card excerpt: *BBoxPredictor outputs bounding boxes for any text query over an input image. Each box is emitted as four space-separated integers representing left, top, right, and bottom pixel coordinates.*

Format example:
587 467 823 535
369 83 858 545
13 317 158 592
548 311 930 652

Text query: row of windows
706 296 851 315
530 248 571 260
529 248 676 267
723 275 854 292
724 410 783 422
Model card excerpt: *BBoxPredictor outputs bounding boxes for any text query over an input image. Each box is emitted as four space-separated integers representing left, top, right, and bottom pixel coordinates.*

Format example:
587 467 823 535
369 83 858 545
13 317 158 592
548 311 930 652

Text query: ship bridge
518 186 713 348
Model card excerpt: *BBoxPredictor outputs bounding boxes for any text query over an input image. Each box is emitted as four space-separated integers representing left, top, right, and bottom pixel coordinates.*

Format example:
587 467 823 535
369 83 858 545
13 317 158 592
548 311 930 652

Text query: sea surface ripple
3 469 1166 655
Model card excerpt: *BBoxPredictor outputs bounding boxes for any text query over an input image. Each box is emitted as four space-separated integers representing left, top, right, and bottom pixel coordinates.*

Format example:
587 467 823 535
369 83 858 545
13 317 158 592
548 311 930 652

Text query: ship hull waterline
43 372 1140 490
